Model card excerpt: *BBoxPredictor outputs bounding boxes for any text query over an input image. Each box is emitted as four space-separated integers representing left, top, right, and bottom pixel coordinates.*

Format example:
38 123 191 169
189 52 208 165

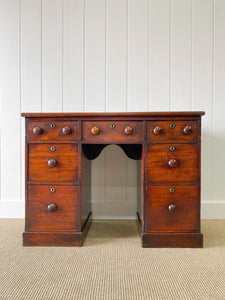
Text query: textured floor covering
0 219 225 300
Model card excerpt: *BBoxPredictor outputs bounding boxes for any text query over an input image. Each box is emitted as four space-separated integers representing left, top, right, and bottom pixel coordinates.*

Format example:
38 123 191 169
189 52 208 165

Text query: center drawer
26 185 79 232
28 144 78 182
82 121 143 142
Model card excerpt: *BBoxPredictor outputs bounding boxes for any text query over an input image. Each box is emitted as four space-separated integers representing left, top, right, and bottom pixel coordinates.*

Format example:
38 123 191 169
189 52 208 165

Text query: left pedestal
23 118 91 247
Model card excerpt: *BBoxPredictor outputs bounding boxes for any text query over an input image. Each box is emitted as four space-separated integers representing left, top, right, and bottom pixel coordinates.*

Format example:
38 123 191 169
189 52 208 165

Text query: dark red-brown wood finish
22 112 205 247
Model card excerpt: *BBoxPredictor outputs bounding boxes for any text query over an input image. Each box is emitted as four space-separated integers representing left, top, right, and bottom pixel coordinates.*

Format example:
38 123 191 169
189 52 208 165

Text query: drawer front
146 185 200 232
26 185 79 232
82 121 143 142
28 144 78 182
27 120 79 141
147 121 198 143
146 144 199 184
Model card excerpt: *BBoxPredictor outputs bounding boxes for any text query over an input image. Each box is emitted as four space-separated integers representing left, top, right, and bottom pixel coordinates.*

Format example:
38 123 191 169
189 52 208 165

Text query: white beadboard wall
0 0 225 219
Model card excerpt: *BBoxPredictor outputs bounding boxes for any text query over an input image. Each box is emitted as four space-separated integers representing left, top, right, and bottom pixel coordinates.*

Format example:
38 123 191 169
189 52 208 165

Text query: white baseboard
0 201 224 219
0 201 25 218
93 216 137 220
201 203 225 219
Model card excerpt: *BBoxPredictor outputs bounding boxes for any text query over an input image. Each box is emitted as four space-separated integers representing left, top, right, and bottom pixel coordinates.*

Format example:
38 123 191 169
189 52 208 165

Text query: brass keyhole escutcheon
50 187 56 193
50 123 56 129
170 123 175 129
109 124 115 129
170 187 175 193
50 146 56 152
170 146 176 152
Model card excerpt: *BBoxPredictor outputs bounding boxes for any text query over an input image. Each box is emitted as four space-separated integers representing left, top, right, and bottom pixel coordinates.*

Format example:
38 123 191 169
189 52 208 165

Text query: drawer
146 144 199 184
147 120 198 143
27 120 79 141
82 121 143 142
26 185 79 232
28 144 78 182
146 185 200 232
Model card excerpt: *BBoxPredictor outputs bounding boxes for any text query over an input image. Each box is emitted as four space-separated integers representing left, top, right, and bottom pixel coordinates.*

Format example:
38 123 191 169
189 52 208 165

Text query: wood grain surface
22 112 203 248
26 185 79 232
28 143 78 182
145 185 200 232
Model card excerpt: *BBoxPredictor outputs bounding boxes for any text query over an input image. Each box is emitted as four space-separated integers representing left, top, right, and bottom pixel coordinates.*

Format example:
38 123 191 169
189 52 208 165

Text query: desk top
21 111 205 118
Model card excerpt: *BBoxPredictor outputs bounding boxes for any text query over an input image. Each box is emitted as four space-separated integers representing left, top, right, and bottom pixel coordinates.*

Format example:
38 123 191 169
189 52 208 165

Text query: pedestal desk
21 112 205 248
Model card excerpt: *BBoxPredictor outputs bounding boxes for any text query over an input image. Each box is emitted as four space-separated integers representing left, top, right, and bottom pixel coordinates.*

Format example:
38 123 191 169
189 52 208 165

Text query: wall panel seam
169 0 172 111
83 0 86 112
148 0 150 111
105 0 107 112
20 0 22 202
61 0 64 112
41 0 43 112
211 0 215 203
126 0 128 112
191 0 193 111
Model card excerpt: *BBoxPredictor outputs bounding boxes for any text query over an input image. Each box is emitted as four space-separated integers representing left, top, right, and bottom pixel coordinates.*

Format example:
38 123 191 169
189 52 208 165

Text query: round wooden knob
32 126 43 135
153 126 162 135
48 158 57 167
48 203 57 212
183 126 192 135
91 126 100 135
124 126 133 135
62 126 72 135
168 203 176 213
168 159 177 168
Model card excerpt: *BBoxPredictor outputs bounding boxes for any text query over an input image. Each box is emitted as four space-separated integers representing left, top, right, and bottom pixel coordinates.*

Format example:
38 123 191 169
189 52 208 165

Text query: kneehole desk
21 111 205 247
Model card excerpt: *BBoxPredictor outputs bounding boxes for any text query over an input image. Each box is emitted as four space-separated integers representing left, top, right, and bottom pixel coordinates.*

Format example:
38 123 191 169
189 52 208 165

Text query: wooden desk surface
22 111 205 118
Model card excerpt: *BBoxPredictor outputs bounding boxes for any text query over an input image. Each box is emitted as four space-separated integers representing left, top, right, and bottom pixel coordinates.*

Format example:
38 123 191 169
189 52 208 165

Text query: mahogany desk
21 112 205 247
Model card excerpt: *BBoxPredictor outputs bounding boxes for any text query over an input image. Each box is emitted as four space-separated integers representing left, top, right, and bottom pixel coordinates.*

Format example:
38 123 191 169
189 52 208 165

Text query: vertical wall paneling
105 145 126 203
21 0 42 205
85 0 106 112
126 0 149 218
1 0 225 218
192 0 213 141
192 0 214 203
93 146 138 219
0 0 3 205
170 0 192 110
63 0 84 112
149 0 170 111
126 154 138 216
0 0 21 204
127 0 149 111
104 145 137 218
212 0 225 203
21 0 42 113
85 0 106 215
42 0 63 112
105 0 136 218
21 116 25 206
106 0 127 112
91 148 107 218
